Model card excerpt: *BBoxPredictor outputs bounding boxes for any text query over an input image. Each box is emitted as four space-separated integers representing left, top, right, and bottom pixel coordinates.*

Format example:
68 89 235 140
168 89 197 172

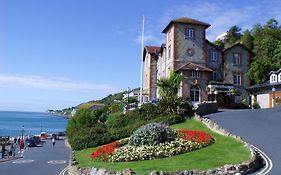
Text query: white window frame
233 53 241 64
270 74 277 83
211 51 218 61
185 28 194 39
191 70 200 78
233 73 241 85
190 86 200 102
212 71 217 81
168 46 171 59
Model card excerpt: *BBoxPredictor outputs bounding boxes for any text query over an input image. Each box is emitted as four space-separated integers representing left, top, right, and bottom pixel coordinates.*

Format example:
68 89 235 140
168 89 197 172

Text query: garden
67 71 251 174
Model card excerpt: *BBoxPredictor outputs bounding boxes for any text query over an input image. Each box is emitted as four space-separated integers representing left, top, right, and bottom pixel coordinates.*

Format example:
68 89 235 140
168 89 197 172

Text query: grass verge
74 118 251 175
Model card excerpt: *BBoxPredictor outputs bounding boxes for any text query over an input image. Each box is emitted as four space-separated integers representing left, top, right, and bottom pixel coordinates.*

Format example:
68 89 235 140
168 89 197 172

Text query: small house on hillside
248 69 281 108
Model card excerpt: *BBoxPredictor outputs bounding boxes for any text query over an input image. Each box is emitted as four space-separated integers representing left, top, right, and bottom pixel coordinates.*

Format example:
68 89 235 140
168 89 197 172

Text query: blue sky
0 0 281 112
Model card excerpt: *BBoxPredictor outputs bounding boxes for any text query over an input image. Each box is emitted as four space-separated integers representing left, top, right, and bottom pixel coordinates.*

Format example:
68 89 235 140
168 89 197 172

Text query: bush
253 99 260 109
68 124 109 150
128 123 177 146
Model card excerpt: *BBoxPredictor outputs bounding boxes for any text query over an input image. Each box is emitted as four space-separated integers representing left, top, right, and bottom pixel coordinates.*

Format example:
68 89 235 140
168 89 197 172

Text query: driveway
0 139 70 175
207 106 281 175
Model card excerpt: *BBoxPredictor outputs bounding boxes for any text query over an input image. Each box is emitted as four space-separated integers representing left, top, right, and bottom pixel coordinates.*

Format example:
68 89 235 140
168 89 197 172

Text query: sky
0 0 281 112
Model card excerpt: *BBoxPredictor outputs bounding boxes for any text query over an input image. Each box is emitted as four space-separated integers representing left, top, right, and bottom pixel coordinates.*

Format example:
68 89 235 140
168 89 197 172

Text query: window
212 71 217 81
191 70 200 78
190 86 200 102
270 74 277 83
233 73 241 85
167 31 171 42
233 53 241 64
211 51 218 61
185 28 194 39
168 46 171 59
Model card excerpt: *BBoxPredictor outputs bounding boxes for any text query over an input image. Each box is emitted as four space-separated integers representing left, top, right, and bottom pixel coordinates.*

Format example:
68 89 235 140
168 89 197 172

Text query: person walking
1 144 6 159
52 137 55 147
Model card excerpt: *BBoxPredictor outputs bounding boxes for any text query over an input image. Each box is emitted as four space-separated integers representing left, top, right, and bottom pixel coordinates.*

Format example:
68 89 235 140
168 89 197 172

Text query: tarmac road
207 106 281 175
0 139 70 175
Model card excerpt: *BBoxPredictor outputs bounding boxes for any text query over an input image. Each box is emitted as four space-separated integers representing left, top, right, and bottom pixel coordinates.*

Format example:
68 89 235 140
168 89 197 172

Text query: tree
213 40 224 48
240 29 254 50
272 41 281 70
225 25 242 47
156 70 183 100
248 19 281 84
156 71 184 113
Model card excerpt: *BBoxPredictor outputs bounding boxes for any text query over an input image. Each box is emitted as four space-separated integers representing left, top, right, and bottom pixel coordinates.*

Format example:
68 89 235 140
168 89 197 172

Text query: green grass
74 118 251 175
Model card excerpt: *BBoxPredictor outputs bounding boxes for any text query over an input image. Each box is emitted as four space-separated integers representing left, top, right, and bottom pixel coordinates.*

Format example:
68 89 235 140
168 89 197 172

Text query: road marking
59 165 70 175
251 145 273 175
12 159 34 164
47 160 66 164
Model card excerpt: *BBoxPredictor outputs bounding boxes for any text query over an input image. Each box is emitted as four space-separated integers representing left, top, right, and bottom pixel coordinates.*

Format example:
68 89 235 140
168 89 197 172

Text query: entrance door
190 86 200 105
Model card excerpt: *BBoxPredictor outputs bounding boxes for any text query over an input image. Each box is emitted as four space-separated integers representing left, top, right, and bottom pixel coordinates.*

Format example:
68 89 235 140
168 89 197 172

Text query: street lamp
127 87 130 104
214 90 218 102
272 87 276 108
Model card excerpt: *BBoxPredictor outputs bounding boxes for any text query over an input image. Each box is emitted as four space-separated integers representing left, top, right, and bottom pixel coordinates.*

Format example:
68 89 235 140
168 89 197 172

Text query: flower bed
91 129 214 162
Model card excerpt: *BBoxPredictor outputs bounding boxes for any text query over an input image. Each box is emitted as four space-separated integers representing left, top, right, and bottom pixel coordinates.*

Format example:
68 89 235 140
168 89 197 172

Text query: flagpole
139 16 145 105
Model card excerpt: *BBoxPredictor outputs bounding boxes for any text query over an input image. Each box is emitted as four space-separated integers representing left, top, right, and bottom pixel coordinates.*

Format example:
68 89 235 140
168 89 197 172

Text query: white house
248 69 281 108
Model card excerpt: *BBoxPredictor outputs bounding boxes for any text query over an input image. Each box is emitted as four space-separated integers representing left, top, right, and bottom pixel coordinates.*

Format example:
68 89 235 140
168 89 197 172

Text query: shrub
252 99 260 109
128 123 177 146
69 124 109 150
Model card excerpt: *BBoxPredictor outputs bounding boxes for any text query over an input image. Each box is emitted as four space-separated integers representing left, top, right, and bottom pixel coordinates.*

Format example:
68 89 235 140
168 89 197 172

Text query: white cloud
0 74 118 92
155 1 281 41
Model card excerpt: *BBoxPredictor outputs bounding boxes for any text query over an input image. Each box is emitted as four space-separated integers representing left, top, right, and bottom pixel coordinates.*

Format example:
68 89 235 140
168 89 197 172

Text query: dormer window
185 28 194 39
270 74 278 83
233 53 241 64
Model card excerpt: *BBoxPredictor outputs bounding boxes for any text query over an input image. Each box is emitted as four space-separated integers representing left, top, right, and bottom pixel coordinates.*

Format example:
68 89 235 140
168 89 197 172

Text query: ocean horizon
0 110 68 137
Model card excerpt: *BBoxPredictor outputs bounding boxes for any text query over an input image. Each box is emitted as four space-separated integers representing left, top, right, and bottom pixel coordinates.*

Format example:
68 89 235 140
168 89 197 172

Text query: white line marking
59 165 69 175
251 145 273 175
47 160 66 164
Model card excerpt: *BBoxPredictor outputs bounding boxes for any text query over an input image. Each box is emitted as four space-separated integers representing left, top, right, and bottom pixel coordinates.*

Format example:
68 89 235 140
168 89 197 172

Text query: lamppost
214 90 218 103
272 87 276 108
127 87 130 104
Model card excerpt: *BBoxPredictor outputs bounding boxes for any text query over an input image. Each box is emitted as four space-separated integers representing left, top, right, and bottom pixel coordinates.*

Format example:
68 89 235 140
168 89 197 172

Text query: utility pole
139 16 145 106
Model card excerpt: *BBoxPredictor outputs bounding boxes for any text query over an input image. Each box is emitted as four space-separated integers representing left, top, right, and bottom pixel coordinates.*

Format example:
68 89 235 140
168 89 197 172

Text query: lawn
74 118 251 175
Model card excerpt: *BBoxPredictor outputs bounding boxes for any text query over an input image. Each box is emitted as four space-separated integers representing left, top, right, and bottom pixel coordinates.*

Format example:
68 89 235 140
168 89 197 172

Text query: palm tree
156 70 183 113
157 70 183 99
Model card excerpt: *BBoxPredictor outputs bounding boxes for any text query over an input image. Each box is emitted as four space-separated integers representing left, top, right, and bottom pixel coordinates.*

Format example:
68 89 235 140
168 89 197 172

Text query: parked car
27 138 37 147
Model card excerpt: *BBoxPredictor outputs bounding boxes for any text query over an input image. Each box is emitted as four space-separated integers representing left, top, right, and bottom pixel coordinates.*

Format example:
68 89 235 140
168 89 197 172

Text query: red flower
177 129 213 144
91 139 128 161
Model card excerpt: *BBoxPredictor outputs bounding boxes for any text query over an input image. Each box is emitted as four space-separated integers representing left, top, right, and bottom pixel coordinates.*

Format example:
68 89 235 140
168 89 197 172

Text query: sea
0 111 68 137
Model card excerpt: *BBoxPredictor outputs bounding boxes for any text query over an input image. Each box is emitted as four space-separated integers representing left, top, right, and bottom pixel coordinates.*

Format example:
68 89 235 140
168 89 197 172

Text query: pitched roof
223 42 251 53
143 46 161 61
176 62 213 72
205 39 223 51
162 17 211 33
247 80 281 92
144 46 161 54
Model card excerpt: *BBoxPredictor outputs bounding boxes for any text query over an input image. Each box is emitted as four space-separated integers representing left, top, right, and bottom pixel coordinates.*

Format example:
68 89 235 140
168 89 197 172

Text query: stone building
142 17 251 107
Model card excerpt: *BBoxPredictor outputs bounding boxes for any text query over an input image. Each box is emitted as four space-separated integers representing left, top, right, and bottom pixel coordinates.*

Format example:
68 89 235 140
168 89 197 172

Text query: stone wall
195 102 218 116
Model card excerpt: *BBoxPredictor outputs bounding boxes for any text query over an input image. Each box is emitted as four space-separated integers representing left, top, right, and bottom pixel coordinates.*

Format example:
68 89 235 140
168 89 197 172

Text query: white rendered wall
257 94 269 108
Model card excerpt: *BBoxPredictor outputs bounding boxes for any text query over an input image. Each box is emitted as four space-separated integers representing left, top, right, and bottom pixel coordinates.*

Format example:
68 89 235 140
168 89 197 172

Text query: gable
270 74 278 84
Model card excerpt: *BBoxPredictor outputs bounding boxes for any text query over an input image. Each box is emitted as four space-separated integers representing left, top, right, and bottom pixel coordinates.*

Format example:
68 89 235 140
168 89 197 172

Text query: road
0 139 70 175
207 106 281 175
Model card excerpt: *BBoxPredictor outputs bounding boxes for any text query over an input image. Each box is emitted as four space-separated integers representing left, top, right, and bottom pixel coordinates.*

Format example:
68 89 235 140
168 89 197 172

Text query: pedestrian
14 137 17 144
52 137 55 147
1 144 6 159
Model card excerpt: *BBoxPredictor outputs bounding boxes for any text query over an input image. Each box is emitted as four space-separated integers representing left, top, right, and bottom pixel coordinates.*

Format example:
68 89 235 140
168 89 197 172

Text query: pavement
0 139 70 175
206 106 281 175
